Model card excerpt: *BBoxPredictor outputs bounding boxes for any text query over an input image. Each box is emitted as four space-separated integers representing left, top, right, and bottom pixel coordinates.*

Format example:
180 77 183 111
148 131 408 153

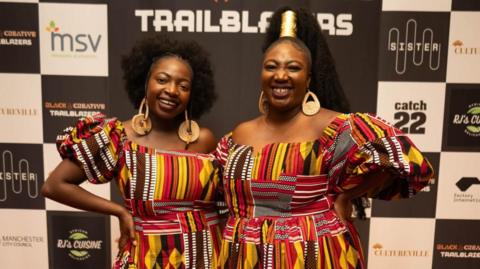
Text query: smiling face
261 41 311 113
145 56 193 120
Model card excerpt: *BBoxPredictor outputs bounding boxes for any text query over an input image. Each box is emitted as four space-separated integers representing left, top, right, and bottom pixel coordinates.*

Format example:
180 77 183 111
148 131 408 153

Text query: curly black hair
121 34 216 119
262 6 351 113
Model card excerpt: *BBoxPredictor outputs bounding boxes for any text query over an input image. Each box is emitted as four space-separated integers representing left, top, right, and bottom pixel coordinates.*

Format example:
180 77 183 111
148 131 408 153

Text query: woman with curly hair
214 7 434 268
42 34 222 269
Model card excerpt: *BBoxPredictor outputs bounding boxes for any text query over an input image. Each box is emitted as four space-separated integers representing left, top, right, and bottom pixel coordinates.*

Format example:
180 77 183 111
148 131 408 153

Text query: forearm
42 159 127 218
339 170 391 200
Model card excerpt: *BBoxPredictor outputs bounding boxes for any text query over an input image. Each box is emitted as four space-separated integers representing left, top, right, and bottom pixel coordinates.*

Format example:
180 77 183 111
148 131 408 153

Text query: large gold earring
131 98 152 135
302 90 321 116
258 91 268 114
178 110 200 145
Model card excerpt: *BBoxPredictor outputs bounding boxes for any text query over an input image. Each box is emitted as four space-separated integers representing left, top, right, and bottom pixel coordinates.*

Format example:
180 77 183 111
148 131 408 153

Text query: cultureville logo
436 243 480 259
452 40 479 56
372 243 429 257
452 103 480 137
56 229 103 261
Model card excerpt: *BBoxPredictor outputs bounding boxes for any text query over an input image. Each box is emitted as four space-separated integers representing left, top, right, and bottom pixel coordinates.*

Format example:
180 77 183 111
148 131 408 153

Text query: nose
273 68 288 81
164 82 180 96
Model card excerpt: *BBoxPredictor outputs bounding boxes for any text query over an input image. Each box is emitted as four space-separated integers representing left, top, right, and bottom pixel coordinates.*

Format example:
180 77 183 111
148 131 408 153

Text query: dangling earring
131 98 152 135
178 110 200 145
302 90 321 116
258 91 268 114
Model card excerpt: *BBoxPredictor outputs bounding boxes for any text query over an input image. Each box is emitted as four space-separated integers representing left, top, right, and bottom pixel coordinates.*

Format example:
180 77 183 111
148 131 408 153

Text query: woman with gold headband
214 7 434 268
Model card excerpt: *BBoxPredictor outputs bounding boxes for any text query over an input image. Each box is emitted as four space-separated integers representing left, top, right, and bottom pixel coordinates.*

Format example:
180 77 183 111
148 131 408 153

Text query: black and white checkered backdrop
1 0 479 268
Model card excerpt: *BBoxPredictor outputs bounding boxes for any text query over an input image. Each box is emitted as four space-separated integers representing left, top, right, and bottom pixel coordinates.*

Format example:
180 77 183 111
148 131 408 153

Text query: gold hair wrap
280 10 297 37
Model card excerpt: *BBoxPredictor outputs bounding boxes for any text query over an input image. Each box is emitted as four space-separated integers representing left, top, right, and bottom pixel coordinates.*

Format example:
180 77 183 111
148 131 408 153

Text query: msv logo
387 19 441 75
46 20 102 53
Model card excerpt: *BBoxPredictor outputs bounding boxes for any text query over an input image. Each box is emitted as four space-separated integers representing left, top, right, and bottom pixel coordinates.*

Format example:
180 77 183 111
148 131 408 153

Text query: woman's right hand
118 210 136 251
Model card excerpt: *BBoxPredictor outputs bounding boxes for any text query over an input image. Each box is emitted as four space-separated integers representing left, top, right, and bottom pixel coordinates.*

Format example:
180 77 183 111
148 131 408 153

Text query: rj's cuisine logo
452 103 480 137
57 229 103 261
372 243 429 257
45 20 102 56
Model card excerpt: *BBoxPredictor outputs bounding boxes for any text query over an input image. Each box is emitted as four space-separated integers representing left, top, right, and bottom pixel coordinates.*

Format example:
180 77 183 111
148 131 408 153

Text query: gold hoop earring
131 98 152 135
302 90 321 116
258 91 268 114
178 110 200 145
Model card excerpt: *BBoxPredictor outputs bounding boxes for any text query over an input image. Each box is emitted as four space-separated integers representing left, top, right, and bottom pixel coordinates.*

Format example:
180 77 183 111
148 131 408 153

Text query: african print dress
214 113 433 269
57 113 223 269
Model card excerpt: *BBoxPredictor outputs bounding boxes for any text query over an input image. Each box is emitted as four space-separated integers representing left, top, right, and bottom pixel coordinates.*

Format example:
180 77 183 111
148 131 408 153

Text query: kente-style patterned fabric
214 113 434 269
57 113 223 269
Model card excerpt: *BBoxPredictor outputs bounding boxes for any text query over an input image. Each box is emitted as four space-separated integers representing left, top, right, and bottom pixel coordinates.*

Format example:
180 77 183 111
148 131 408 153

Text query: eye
287 65 302 72
179 83 190 92
264 63 277 71
156 77 167 84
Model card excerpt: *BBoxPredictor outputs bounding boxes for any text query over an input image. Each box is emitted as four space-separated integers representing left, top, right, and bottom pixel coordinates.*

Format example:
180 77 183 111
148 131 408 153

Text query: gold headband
280 10 297 38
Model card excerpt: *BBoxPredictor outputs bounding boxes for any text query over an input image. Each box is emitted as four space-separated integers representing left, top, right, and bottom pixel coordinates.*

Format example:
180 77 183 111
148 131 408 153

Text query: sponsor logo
0 150 39 202
393 100 427 134
452 103 480 137
0 234 44 248
372 243 430 257
45 20 102 57
452 40 479 56
135 9 353 36
0 107 38 116
0 30 37 46
453 177 480 204
44 101 105 118
56 229 103 261
436 243 480 259
387 19 441 75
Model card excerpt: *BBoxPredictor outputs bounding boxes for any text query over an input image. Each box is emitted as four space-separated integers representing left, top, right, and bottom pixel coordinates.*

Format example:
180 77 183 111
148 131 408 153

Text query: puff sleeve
328 113 433 200
56 113 125 184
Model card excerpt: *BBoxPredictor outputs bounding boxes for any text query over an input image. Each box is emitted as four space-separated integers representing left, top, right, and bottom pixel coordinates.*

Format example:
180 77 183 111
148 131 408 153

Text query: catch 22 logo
393 100 427 134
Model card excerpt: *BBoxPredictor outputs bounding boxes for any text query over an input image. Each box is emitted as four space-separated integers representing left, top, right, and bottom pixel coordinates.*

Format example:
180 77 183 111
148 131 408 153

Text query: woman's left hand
334 193 353 224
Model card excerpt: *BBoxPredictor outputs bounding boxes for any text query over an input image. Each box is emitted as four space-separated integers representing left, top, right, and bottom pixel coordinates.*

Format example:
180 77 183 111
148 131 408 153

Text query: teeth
159 99 176 106
273 88 289 94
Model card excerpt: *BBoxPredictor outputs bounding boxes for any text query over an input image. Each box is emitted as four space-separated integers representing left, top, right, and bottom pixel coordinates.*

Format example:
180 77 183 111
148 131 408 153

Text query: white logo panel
377 81 445 152
382 0 452 11
368 218 435 269
39 3 108 76
43 143 111 211
447 12 480 83
0 209 48 268
436 152 480 219
0 73 42 143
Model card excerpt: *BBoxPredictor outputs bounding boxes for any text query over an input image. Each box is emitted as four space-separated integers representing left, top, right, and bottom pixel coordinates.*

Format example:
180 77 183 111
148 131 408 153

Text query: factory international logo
387 19 441 75
56 229 103 261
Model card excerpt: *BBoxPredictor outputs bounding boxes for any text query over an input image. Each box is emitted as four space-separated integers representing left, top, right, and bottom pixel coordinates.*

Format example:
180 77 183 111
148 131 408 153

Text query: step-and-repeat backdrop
1 0 479 268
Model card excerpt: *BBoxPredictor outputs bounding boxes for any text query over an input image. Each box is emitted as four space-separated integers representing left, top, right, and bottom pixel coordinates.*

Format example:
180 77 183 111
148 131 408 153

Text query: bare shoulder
231 117 262 143
310 108 343 134
198 127 217 152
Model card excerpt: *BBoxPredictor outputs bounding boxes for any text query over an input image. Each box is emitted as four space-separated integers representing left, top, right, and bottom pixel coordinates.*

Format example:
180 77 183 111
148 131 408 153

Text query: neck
264 105 302 126
148 113 181 133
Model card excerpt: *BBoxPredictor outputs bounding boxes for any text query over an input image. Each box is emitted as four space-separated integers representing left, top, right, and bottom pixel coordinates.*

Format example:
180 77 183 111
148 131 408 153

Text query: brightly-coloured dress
214 113 433 269
57 113 223 269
